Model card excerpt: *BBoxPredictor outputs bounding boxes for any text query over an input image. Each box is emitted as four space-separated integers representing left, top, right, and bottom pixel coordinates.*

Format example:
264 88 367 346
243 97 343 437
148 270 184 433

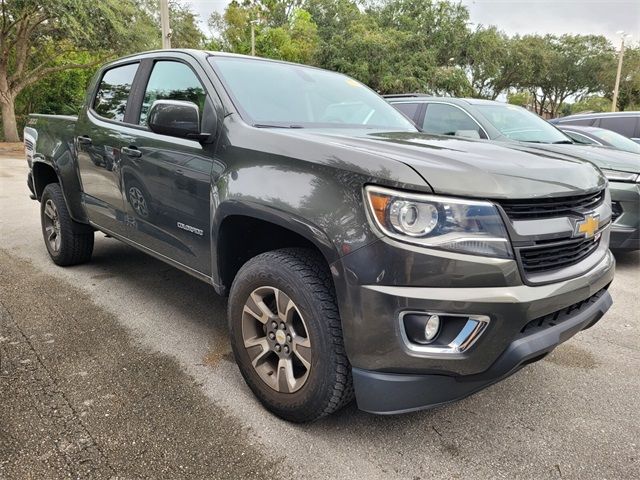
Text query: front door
118 59 214 275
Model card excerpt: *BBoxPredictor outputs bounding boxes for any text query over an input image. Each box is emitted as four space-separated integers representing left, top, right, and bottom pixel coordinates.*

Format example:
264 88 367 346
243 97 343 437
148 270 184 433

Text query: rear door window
423 103 484 138
598 117 638 138
139 61 206 126
92 63 139 122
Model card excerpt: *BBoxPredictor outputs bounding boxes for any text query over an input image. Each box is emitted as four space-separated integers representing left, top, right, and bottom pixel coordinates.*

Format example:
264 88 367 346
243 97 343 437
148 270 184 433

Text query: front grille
24 139 33 151
498 190 604 220
520 287 607 334
518 235 600 274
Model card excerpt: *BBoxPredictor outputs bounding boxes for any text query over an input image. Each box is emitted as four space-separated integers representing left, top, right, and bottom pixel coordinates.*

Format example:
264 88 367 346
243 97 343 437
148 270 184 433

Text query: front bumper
610 181 640 251
332 238 615 414
353 288 611 414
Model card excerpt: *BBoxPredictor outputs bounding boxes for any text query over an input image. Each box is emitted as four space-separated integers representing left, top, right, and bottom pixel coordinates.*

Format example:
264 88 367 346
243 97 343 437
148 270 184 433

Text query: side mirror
148 100 207 140
455 130 481 140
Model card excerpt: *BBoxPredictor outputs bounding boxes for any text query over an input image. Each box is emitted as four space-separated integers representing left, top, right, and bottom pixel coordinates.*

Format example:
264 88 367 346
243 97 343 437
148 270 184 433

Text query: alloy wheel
241 286 312 393
43 199 61 252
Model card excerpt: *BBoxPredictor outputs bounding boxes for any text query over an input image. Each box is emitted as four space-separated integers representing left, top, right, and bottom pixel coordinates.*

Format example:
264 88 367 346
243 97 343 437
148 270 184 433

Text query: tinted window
476 104 570 143
598 117 638 138
595 129 640 153
139 61 206 126
209 57 415 130
393 102 420 122
423 103 482 137
93 63 139 122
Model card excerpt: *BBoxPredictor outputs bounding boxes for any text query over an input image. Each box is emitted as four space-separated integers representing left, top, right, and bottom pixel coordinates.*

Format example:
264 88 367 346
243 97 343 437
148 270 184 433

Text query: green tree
602 44 640 111
0 0 159 141
507 90 532 107
208 1 319 63
464 26 510 98
568 95 612 114
512 34 614 117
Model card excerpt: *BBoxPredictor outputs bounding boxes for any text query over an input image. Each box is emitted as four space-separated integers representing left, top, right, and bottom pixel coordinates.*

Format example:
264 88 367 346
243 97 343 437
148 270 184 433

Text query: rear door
76 61 141 233
118 56 217 275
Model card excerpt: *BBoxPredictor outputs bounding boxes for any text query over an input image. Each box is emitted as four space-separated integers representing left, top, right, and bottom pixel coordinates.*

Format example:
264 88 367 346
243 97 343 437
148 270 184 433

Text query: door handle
175 169 184 175
121 146 142 158
77 135 92 145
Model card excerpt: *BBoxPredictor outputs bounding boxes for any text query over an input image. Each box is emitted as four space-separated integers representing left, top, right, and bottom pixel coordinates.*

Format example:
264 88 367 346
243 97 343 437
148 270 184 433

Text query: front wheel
40 183 94 266
228 248 354 422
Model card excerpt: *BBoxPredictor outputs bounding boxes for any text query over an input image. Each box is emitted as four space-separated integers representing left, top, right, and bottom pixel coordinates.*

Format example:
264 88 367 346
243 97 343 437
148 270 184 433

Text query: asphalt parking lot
1 155 639 479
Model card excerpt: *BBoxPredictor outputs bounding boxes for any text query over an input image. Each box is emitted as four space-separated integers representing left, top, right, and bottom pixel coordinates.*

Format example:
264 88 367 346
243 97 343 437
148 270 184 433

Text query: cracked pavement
1 155 639 479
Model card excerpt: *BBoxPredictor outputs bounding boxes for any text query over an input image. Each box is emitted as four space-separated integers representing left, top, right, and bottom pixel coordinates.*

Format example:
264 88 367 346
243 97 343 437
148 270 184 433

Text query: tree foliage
2 0 638 141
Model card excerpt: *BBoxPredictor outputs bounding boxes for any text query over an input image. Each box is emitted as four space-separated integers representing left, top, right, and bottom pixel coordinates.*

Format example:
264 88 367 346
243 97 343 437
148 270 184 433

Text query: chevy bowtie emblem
576 215 599 239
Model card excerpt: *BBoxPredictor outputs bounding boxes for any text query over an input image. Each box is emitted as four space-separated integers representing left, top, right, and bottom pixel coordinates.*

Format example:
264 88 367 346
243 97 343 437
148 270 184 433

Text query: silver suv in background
549 111 640 144
386 95 640 251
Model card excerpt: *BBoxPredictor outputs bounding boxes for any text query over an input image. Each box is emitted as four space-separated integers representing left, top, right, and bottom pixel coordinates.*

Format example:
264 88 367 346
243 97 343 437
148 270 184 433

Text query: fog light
424 315 441 342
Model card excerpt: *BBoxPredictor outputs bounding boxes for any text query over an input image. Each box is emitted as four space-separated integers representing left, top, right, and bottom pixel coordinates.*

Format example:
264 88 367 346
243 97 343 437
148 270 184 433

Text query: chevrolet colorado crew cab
24 50 615 422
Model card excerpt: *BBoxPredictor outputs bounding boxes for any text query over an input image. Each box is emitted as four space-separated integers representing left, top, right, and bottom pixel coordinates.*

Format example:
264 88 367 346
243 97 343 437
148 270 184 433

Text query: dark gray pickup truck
24 50 615 422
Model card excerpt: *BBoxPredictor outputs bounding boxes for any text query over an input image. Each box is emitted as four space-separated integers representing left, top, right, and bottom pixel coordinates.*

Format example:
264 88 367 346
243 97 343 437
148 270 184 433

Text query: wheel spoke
46 226 56 241
292 336 311 369
276 358 296 393
244 291 274 324
54 233 61 251
44 202 56 220
244 337 271 367
275 289 296 323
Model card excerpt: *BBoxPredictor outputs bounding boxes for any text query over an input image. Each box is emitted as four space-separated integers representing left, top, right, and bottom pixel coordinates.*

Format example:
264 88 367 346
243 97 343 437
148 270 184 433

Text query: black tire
40 183 94 266
228 248 354 422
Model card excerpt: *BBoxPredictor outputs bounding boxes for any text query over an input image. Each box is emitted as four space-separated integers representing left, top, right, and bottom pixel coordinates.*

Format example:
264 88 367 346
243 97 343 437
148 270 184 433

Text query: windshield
209 56 416 131
476 104 571 143
595 129 640 154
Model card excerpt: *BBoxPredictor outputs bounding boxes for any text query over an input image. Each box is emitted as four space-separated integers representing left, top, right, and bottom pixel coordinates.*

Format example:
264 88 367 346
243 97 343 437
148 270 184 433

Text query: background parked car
549 111 640 144
558 125 640 154
386 95 640 251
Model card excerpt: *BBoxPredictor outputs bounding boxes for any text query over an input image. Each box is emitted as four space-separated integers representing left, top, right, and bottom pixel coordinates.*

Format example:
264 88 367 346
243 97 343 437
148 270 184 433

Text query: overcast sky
184 0 640 46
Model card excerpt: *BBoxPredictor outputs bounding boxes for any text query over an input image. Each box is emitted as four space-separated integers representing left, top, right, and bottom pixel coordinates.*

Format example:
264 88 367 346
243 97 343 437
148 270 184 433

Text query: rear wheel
40 183 94 266
228 248 354 422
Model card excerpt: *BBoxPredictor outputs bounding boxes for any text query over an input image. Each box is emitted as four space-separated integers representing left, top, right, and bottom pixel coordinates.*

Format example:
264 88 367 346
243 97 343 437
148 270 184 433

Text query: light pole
160 0 171 49
611 31 632 112
250 20 259 56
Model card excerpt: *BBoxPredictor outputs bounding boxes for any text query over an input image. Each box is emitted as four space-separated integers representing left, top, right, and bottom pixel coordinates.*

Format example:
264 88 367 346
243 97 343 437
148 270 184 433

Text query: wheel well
32 163 58 199
218 215 327 292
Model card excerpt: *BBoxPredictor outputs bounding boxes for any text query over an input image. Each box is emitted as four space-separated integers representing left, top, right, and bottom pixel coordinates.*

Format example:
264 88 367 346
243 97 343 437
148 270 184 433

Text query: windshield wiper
254 123 304 129
552 140 573 144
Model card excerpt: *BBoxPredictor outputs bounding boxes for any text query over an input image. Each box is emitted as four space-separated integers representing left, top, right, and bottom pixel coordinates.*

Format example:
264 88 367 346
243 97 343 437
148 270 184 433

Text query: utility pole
611 31 632 112
250 20 259 56
160 0 171 49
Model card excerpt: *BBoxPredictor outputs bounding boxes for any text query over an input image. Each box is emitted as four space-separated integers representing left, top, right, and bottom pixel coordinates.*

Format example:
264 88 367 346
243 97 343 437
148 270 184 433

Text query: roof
383 95 506 107
555 111 640 121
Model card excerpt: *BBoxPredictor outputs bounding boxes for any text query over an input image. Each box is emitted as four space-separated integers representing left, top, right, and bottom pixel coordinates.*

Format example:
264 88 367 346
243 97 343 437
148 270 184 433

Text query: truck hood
285 130 605 199
514 143 640 174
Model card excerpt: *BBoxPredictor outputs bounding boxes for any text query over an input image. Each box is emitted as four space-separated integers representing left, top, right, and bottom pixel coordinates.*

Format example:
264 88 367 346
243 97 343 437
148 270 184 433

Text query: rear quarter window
392 102 421 122
92 63 139 122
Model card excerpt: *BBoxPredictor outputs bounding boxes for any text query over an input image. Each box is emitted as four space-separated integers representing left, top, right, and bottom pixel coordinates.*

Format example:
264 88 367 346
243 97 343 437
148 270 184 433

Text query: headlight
601 169 639 183
365 186 513 258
